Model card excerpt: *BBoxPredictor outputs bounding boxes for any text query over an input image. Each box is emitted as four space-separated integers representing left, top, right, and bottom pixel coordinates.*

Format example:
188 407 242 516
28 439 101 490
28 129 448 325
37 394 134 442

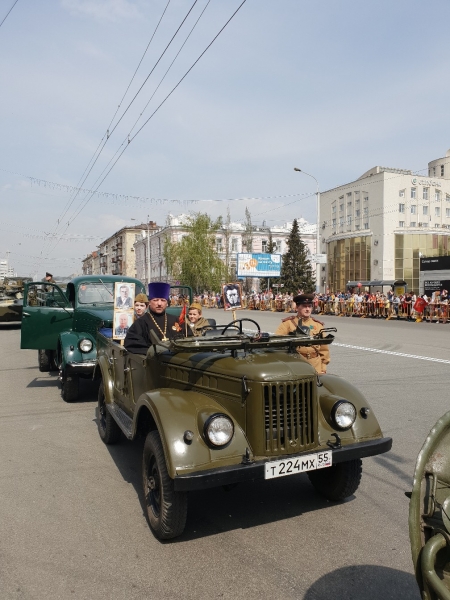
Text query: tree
279 218 315 293
163 213 225 293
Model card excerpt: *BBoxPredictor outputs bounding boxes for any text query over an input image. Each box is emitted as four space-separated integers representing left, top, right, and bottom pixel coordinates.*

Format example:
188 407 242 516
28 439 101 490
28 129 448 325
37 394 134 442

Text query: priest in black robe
125 282 181 354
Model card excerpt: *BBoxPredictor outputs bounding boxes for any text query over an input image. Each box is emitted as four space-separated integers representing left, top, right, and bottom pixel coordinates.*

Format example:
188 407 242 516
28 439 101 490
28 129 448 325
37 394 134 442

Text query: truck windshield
78 282 114 305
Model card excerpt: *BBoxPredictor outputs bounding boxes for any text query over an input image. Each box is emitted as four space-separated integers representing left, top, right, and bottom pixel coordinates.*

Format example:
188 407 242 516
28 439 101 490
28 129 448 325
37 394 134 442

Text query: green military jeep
96 317 392 540
409 412 450 599
21 275 145 402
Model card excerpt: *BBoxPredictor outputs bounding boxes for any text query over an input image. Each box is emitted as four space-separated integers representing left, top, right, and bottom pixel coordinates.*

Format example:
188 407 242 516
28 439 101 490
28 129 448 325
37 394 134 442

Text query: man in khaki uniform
275 293 330 374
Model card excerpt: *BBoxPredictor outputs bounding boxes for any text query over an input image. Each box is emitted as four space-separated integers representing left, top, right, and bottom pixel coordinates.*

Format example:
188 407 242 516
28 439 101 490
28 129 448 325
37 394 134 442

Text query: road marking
332 342 450 364
243 327 450 365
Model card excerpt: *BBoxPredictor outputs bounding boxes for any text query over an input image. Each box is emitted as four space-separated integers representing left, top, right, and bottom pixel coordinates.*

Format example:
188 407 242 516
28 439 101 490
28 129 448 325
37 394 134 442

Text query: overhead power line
0 0 19 29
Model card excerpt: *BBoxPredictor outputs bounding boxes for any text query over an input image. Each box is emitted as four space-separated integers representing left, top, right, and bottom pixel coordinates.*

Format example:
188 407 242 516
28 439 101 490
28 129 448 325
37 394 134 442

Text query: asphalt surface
2 312 449 599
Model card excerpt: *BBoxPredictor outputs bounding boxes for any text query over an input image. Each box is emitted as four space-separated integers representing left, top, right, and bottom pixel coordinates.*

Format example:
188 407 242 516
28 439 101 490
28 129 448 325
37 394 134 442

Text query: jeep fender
135 388 250 479
58 330 96 370
319 374 382 440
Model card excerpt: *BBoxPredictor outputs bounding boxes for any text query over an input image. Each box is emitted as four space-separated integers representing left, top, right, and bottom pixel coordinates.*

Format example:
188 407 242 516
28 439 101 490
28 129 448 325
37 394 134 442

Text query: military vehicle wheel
143 430 187 540
61 372 79 403
38 349 57 372
307 458 362 501
97 382 121 444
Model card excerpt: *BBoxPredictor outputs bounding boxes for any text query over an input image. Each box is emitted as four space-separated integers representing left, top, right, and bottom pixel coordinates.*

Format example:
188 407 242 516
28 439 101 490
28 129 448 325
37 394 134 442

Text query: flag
179 303 186 324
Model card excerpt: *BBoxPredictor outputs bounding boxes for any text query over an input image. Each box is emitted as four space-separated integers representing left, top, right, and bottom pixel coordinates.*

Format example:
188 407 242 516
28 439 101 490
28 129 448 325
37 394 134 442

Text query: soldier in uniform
275 293 330 374
125 282 181 354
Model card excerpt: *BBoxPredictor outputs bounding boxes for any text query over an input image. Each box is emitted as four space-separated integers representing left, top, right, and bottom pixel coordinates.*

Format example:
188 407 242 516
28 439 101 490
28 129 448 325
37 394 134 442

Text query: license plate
264 450 332 480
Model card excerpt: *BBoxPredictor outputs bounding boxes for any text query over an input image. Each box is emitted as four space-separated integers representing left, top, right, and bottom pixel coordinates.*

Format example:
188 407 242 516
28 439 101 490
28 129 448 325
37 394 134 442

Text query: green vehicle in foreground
409 412 450 599
96 318 392 540
21 275 145 402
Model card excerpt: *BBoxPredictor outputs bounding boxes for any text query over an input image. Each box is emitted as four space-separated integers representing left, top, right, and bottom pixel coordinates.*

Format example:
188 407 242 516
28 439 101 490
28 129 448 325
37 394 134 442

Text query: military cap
293 293 314 305
189 302 202 312
135 293 149 304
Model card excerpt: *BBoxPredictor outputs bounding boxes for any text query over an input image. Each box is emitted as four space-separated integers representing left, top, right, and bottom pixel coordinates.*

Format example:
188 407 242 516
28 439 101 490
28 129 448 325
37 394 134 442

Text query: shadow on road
303 564 419 599
93 421 358 542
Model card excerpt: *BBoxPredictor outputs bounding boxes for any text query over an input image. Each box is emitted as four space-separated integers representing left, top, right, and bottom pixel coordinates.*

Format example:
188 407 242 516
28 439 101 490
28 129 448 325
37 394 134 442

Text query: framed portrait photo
222 282 242 311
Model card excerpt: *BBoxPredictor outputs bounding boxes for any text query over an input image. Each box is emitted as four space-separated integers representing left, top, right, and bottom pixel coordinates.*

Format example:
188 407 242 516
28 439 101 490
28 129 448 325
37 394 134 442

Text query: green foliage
163 213 225 293
260 232 278 291
279 218 315 293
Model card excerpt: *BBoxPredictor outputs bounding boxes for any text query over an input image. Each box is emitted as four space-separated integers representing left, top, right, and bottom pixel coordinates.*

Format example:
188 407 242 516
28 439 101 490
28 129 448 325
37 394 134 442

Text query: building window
262 240 268 252
423 188 429 200
435 190 441 202
446 208 450 218
355 198 360 205
355 224 360 230
441 165 445 176
411 205 417 214
435 223 440 228
363 195 368 202
339 217 344 226
364 222 369 229
399 203 405 213
347 216 352 225
275 240 281 252
399 221 405 227
410 222 416 227
346 192 352 198
423 206 428 215
399 189 405 197
411 188 416 199
332 218 336 227
347 201 352 208
216 237 223 252
356 209 360 217
231 238 238 252
435 207 441 217
433 167 436 176
332 205 336 213
339 204 344 212
446 195 450 202
339 195 344 200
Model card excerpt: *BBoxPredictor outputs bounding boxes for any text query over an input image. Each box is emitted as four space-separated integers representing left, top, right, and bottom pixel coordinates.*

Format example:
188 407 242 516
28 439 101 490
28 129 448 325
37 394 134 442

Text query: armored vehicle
0 276 32 323
409 412 450 599
96 317 392 540
21 275 145 402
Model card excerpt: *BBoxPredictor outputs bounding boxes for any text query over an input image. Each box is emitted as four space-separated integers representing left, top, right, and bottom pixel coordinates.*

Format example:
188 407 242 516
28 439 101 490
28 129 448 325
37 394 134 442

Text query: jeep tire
97 382 121 444
143 430 187 540
307 458 362 501
61 372 79 403
38 349 57 372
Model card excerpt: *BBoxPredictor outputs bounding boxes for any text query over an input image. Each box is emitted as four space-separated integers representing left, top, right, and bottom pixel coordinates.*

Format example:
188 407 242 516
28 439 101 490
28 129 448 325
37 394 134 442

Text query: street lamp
147 215 151 285
294 168 321 293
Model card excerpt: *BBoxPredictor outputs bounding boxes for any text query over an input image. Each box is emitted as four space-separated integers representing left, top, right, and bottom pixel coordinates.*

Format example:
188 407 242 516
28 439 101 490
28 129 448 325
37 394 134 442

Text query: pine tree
279 219 315 293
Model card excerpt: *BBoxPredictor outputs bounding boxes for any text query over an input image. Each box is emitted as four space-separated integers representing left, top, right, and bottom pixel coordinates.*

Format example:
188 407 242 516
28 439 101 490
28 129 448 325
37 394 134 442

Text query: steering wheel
221 318 261 336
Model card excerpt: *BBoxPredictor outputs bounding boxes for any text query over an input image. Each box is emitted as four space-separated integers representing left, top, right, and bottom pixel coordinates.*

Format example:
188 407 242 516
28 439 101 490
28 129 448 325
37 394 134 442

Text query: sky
1 0 450 277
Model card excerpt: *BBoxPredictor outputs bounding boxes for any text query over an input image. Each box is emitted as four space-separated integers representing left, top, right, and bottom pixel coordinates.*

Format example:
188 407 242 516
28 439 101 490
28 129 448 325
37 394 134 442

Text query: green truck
95 317 392 540
21 275 145 402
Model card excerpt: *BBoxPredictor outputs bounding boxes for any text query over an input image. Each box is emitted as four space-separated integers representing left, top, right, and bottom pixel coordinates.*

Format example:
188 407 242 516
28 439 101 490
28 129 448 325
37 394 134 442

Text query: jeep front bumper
65 360 97 376
173 437 392 491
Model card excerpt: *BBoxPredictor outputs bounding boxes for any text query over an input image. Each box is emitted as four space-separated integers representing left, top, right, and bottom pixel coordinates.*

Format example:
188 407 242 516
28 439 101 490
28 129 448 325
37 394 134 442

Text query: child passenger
187 303 212 337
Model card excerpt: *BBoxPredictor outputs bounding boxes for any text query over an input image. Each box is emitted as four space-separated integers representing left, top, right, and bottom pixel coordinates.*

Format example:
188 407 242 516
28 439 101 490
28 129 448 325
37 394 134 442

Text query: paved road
1 313 449 599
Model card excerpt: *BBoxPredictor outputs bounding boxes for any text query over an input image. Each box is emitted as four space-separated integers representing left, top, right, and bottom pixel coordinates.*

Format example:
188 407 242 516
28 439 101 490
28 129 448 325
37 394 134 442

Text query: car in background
21 275 145 402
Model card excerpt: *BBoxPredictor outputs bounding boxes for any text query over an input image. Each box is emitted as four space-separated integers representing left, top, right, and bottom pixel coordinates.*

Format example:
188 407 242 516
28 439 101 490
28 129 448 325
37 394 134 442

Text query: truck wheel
62 372 79 403
143 431 187 540
307 458 362 501
97 382 121 444
38 349 57 372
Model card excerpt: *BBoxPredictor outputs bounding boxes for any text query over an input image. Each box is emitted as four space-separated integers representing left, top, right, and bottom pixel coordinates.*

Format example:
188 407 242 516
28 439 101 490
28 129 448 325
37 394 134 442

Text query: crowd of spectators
168 288 449 323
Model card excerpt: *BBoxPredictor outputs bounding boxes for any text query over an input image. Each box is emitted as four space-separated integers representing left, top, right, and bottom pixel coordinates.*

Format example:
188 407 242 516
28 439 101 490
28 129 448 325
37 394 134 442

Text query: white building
319 149 450 293
134 214 317 287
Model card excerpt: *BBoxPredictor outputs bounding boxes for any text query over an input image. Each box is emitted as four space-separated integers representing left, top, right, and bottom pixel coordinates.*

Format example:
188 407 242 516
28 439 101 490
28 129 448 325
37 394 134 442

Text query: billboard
237 253 281 277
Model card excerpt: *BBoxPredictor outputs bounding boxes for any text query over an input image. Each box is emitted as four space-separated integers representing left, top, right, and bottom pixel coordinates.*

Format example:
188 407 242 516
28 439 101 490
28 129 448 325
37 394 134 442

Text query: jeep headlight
204 414 234 447
332 400 356 430
79 338 93 353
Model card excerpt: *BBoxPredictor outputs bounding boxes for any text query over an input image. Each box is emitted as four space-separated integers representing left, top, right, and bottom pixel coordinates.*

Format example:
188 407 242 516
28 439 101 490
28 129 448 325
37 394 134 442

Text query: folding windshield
77 282 114 305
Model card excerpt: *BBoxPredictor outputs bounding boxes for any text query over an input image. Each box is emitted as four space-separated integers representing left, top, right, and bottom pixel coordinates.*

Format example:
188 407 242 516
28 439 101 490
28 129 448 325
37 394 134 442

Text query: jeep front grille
264 379 315 453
